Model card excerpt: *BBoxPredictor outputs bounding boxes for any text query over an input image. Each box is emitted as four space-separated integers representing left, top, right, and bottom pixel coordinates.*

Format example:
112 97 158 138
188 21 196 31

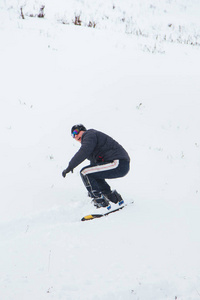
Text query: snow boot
104 190 124 206
92 195 111 209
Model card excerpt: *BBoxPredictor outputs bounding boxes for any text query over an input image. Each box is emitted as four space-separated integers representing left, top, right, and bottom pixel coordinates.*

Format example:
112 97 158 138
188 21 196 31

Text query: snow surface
0 1 200 299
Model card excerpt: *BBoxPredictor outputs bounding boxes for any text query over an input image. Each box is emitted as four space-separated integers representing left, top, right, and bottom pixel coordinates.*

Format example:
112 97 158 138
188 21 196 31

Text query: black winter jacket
67 129 130 171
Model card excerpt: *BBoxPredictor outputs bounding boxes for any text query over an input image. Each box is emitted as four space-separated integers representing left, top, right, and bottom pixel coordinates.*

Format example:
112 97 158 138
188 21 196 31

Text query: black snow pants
80 159 130 198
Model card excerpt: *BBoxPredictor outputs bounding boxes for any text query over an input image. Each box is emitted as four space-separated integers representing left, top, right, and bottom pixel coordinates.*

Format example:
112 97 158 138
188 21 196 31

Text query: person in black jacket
62 124 130 208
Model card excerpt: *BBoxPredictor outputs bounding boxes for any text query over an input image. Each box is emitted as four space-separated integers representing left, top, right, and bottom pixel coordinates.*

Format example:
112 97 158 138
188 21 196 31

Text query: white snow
0 1 200 299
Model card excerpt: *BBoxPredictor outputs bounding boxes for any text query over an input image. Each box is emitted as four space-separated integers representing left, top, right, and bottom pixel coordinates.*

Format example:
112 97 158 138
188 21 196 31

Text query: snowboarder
62 124 130 208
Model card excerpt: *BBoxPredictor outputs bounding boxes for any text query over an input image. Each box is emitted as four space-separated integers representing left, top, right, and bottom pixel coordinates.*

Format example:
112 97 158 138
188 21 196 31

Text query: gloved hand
62 167 72 178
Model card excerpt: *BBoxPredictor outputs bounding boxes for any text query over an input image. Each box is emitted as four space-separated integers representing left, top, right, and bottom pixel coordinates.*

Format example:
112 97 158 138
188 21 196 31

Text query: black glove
62 167 72 178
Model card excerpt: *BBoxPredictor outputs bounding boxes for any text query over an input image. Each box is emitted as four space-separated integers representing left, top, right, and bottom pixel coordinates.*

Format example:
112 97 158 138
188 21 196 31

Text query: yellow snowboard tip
81 215 94 221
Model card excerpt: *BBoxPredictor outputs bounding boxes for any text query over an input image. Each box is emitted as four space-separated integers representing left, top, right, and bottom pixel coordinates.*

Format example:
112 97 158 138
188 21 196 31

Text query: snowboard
81 201 134 221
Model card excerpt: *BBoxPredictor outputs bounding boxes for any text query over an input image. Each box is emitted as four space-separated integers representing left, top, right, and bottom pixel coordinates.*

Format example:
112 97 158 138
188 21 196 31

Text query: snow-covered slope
0 1 200 299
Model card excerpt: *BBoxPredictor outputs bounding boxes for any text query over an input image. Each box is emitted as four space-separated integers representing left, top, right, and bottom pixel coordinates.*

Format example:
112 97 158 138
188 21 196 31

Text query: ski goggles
72 129 80 138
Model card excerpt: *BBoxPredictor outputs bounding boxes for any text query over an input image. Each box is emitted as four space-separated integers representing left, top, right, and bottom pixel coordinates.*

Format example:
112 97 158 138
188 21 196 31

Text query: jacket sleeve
67 131 97 171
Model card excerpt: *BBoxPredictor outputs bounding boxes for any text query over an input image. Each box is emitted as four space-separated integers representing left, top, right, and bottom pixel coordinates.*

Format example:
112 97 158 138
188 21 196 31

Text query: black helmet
71 124 86 135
